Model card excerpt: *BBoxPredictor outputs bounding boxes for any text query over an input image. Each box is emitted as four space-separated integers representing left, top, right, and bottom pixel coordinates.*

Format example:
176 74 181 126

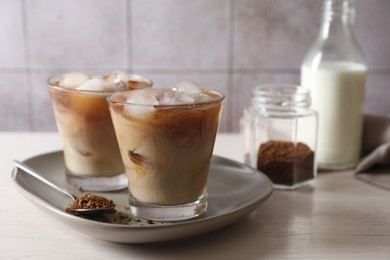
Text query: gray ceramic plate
12 151 273 244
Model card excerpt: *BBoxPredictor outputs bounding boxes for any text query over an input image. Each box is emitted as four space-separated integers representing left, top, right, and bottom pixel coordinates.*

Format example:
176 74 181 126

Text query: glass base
129 194 207 222
66 172 128 191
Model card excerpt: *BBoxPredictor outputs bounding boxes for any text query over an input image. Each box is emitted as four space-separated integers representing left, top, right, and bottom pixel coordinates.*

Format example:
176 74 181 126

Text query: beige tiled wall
1 0 389 132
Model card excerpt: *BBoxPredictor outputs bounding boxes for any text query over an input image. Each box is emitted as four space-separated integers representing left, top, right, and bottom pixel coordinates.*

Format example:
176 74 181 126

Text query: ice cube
76 78 104 91
58 72 90 89
175 92 195 104
128 80 149 90
172 81 202 95
126 89 160 105
123 90 159 118
159 89 197 105
195 93 214 103
103 70 129 91
160 90 178 105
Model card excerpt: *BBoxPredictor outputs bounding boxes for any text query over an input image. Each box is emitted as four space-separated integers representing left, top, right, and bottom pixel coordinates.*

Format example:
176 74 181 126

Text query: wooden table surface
1 132 389 259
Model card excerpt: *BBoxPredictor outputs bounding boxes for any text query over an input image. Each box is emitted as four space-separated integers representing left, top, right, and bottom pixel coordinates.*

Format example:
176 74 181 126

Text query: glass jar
241 85 318 190
301 0 366 170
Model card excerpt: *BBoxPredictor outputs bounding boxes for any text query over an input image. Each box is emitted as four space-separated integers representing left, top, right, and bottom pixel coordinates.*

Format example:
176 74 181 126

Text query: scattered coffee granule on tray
65 193 115 214
257 140 315 186
65 194 162 225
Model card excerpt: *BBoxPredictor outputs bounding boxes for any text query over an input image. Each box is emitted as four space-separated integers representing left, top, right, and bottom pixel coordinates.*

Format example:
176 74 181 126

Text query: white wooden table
1 132 389 259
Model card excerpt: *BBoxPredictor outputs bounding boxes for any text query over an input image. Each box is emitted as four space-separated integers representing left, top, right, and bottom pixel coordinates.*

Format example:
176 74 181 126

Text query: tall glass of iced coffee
48 71 152 191
107 81 224 221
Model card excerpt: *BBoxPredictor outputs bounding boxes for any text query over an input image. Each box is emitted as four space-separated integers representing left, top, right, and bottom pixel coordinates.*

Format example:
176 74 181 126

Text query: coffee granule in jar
65 193 115 214
257 140 315 187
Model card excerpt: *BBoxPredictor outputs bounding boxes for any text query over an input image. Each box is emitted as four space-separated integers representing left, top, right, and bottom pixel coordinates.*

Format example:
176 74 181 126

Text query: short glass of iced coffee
48 71 152 191
107 81 224 221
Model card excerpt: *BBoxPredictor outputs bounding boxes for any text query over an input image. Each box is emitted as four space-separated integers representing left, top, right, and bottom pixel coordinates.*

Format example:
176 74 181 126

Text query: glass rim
47 73 153 95
253 84 310 96
252 84 311 109
107 89 225 108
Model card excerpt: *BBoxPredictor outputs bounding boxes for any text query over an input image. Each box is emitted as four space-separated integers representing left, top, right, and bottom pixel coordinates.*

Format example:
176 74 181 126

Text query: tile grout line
227 0 235 132
2 66 390 75
125 0 132 72
126 0 133 72
21 0 34 131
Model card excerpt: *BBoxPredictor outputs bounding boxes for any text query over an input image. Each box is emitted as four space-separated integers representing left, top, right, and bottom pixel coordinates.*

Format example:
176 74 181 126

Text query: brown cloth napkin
355 114 390 190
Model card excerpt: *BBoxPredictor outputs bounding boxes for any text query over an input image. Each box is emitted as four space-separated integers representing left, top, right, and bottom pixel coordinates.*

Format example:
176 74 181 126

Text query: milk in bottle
301 62 366 168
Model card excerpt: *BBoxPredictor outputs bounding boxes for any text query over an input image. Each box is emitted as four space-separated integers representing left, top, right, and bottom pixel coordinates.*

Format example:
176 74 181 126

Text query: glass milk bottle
301 0 366 170
241 85 318 190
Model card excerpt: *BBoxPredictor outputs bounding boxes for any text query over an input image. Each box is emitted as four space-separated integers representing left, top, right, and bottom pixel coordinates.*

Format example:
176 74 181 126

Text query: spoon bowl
13 160 115 216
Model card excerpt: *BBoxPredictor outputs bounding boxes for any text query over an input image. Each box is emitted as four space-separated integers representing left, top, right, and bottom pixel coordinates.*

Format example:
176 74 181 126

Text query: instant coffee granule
65 193 115 215
257 140 315 187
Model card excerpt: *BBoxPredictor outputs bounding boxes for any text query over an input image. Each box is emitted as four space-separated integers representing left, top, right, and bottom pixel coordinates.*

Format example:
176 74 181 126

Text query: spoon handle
13 160 77 202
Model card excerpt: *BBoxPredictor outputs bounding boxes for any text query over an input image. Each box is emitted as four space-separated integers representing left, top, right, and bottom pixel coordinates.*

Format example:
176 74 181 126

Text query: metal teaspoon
13 160 115 216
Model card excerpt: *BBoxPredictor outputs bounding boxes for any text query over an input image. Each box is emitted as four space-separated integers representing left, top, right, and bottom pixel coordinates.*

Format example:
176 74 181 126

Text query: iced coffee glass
107 81 224 221
48 71 152 191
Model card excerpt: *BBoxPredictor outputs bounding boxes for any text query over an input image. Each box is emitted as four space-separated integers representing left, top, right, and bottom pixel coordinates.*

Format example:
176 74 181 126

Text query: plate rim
12 150 273 240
